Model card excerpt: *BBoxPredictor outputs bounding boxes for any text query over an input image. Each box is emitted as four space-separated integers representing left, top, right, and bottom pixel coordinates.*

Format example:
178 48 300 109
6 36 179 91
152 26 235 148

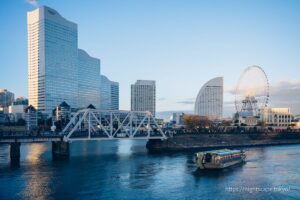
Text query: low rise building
170 112 185 125
53 101 71 122
13 97 29 105
241 116 258 126
8 97 29 122
8 104 27 122
260 108 293 128
24 105 38 131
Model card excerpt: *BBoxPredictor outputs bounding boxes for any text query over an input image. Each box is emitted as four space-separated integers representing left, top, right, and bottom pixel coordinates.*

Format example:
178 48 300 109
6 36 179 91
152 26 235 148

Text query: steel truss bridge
60 109 167 142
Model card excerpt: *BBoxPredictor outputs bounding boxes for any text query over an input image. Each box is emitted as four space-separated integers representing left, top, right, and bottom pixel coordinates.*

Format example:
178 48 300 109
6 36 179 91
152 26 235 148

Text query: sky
0 0 300 117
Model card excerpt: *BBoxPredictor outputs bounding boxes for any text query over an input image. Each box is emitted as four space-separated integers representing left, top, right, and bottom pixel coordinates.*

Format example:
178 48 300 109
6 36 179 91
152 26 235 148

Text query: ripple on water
0 143 300 199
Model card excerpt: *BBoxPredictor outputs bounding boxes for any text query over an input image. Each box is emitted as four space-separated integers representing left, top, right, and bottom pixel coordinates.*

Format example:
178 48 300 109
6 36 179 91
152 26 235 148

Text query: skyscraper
78 49 101 109
100 75 119 110
27 6 78 115
110 81 119 110
131 80 156 116
194 77 223 120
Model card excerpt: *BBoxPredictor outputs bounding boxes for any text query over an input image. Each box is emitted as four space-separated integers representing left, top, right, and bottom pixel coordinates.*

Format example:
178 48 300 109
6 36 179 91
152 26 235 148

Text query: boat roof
197 149 242 156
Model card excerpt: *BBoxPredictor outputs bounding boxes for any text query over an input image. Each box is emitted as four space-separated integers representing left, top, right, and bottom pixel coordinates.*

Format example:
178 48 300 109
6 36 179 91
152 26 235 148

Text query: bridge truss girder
60 109 167 142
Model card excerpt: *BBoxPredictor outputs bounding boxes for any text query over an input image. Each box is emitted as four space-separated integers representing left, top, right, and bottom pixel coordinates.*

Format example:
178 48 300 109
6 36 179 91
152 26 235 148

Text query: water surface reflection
0 142 300 199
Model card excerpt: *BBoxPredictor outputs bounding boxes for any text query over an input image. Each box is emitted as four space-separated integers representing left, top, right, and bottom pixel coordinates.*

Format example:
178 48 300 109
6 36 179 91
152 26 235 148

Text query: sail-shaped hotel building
194 77 223 120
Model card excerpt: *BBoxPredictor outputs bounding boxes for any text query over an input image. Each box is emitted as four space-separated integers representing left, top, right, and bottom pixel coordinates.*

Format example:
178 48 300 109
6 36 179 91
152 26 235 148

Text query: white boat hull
194 149 246 169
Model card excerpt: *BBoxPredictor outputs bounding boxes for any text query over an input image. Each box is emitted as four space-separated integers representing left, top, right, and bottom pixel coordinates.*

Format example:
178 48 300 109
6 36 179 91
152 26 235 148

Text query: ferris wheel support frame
235 65 270 117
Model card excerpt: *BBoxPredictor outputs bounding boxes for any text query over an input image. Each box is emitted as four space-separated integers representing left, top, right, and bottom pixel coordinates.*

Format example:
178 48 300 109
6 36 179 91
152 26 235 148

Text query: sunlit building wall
8 104 27 121
194 77 223 120
260 107 293 127
78 49 101 109
27 6 78 115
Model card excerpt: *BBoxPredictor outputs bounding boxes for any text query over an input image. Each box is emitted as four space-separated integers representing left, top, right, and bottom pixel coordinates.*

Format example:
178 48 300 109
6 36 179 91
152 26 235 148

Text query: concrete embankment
146 133 300 151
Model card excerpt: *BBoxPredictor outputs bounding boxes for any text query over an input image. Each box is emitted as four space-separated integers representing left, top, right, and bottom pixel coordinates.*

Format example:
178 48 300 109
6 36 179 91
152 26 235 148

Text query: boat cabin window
204 153 212 162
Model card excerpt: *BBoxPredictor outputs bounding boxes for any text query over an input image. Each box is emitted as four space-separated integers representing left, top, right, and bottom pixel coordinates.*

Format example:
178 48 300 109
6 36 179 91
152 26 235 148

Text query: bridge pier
10 142 21 164
52 141 70 158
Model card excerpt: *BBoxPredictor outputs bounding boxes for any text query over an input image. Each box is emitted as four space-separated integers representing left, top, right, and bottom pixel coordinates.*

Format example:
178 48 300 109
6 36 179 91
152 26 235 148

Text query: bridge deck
0 135 165 143
0 136 63 143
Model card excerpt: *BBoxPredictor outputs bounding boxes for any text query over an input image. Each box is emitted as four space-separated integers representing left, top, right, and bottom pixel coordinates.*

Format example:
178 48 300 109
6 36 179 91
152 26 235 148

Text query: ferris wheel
235 65 269 117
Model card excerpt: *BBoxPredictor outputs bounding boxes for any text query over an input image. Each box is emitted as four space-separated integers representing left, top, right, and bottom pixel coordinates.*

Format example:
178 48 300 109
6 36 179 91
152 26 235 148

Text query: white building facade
260 108 293 127
194 77 223 120
8 105 27 122
131 80 156 116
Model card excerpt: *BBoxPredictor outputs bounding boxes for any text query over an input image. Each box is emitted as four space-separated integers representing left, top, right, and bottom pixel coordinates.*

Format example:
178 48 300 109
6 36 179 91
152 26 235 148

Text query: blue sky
1 0 300 116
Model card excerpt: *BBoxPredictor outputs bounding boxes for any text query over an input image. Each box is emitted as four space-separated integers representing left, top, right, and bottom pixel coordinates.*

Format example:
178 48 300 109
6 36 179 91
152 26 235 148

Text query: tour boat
194 149 246 169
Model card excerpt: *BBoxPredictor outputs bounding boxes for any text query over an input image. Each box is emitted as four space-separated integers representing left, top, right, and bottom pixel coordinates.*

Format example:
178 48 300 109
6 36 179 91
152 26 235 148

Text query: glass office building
28 6 78 115
100 75 119 110
78 49 101 109
110 81 119 110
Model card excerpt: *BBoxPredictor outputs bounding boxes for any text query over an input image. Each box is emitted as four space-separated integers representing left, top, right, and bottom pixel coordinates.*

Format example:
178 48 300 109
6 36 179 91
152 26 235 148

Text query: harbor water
0 140 300 200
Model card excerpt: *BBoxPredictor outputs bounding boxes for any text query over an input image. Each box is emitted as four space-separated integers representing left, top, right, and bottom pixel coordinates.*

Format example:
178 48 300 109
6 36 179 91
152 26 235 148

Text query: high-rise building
110 81 119 110
100 75 111 110
27 6 78 115
194 77 223 120
0 89 15 107
100 75 119 110
78 49 101 109
27 6 121 115
131 80 156 116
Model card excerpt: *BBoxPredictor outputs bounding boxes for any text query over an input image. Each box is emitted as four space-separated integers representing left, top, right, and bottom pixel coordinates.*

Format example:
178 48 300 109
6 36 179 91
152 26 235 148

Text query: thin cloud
272 80 300 91
224 85 237 94
269 80 300 113
224 101 235 106
177 99 195 105
26 0 39 7
225 79 300 114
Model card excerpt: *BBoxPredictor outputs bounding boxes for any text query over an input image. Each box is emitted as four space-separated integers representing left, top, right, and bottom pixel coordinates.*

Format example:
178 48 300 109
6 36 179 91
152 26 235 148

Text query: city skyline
1 2 300 199
1 1 300 116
